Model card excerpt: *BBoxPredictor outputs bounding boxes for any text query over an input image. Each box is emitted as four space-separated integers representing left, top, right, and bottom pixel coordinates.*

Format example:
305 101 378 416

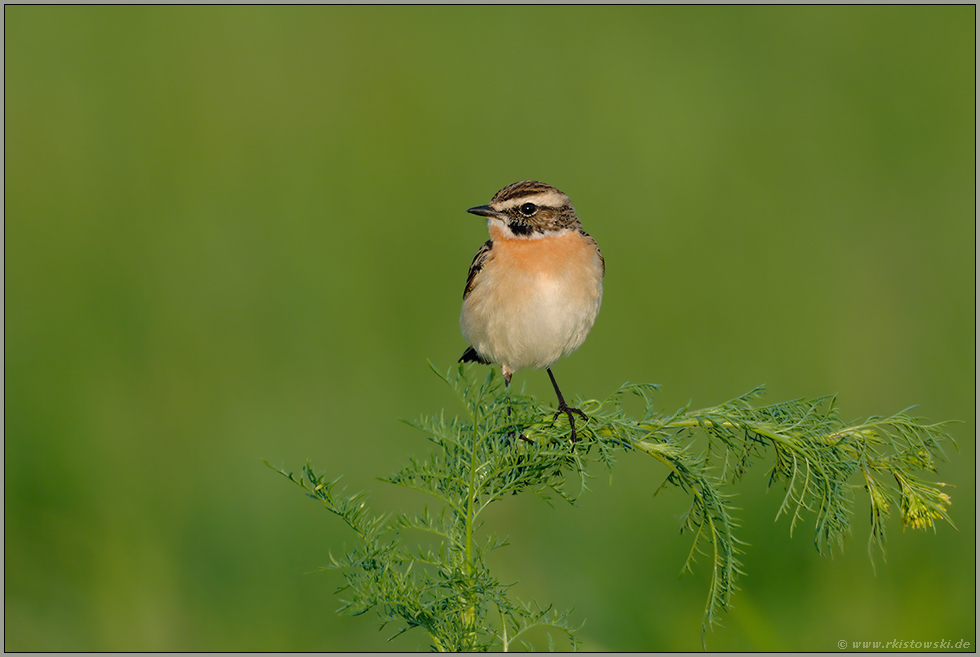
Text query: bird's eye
519 203 537 216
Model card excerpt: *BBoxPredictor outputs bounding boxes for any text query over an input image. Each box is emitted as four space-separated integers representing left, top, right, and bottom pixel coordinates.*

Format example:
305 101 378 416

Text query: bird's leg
547 368 588 442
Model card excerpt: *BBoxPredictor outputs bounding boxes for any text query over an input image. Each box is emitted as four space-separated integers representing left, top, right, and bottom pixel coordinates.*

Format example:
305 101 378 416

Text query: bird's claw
553 404 588 442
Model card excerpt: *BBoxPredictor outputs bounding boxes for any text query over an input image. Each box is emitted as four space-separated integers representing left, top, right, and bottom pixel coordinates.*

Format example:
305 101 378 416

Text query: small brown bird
459 181 604 440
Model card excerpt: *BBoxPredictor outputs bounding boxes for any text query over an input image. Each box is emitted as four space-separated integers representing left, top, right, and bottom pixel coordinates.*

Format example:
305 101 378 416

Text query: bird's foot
552 404 588 442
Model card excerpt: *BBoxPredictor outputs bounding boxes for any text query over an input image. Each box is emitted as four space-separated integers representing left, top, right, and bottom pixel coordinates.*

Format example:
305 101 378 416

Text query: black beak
467 205 499 218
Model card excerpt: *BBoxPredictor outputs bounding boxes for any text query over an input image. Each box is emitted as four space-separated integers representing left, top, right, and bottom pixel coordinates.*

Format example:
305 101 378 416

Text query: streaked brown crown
490 180 566 205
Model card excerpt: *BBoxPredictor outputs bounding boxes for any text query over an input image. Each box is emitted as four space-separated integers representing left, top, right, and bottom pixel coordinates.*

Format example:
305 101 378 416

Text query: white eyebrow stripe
493 190 568 211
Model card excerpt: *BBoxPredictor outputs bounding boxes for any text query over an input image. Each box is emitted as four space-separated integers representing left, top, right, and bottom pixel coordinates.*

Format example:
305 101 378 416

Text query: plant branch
267 365 956 650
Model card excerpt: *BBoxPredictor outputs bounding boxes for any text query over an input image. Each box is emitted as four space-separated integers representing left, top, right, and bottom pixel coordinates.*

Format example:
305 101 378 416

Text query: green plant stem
465 403 479 573
497 605 509 652
461 388 482 650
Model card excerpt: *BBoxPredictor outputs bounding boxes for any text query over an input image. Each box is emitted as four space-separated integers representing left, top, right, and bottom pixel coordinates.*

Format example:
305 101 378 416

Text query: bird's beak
467 205 500 218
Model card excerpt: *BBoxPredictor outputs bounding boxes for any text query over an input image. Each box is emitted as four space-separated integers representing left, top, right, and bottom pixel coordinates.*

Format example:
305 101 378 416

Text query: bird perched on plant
459 181 604 440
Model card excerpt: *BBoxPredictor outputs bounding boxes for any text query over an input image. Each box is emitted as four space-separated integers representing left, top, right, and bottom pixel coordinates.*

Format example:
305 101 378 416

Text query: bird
458 180 604 441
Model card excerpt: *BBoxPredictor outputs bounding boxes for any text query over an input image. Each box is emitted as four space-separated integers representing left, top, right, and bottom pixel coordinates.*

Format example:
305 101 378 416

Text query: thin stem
498 604 509 652
465 401 479 573
461 384 483 649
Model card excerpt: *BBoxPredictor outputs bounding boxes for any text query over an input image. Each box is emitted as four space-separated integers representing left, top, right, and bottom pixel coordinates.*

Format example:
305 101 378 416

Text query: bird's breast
460 230 603 372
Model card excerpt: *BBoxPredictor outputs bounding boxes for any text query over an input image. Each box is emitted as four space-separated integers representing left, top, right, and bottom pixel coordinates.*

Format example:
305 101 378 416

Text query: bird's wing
463 239 494 300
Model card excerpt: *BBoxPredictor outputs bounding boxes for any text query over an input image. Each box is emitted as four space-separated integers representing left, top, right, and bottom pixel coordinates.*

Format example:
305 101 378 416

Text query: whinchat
459 181 604 440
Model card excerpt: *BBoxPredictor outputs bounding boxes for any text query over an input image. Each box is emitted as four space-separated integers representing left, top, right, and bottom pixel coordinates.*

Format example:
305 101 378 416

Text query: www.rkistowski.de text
839 639 971 650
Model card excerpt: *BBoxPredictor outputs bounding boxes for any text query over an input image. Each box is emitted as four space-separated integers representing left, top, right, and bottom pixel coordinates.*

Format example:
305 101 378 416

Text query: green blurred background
5 5 975 651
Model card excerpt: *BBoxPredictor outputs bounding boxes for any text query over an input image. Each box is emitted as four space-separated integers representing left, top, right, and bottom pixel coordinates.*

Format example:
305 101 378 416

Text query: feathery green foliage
268 364 956 650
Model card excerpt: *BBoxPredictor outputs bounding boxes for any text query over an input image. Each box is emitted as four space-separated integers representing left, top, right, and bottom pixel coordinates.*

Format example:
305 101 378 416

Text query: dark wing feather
463 239 493 299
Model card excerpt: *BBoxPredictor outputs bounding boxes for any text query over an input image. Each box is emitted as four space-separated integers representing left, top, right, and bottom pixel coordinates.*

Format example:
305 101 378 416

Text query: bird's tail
459 346 490 364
